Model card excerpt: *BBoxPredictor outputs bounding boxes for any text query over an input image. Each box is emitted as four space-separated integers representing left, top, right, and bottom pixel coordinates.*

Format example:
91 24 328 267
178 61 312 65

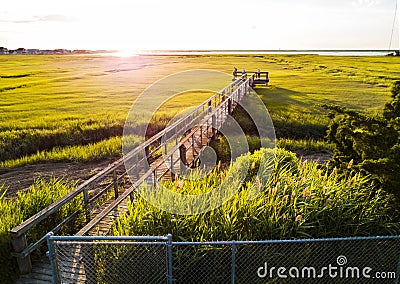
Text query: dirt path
0 159 115 197
0 151 332 198
294 150 333 164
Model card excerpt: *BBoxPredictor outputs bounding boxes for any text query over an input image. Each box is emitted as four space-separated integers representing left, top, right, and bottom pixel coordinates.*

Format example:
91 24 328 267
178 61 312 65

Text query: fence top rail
171 235 400 245
47 234 400 245
54 241 169 246
47 233 170 242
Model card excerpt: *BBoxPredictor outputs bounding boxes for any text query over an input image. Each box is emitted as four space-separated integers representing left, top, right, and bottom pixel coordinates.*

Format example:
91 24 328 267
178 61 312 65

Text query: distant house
54 49 71 54
27 49 40 54
0 47 8 54
16 48 26 54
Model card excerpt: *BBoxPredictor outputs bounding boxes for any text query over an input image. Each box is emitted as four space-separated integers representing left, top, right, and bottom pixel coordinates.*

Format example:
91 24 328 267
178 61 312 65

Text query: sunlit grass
111 148 399 241
0 136 125 169
0 178 83 283
1 54 398 165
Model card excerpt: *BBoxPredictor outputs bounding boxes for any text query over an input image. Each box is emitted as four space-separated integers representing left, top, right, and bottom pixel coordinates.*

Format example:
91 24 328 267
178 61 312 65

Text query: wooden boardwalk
12 72 263 282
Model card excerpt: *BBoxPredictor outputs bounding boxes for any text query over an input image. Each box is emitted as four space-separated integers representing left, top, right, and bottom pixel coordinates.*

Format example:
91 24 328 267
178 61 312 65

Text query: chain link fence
47 234 400 283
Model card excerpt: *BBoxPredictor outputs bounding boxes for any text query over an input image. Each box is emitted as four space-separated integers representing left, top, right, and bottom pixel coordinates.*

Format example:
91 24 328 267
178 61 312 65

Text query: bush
324 81 400 195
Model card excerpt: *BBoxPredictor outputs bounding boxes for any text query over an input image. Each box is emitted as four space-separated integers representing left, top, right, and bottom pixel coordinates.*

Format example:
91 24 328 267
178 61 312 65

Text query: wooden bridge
11 71 268 283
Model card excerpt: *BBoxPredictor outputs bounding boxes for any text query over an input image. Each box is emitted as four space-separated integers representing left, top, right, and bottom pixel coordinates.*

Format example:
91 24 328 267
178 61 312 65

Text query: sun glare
113 50 139 57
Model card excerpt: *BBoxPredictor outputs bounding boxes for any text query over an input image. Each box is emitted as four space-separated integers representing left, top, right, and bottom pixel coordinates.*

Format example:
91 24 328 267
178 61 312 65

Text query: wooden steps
86 196 130 236
17 258 52 284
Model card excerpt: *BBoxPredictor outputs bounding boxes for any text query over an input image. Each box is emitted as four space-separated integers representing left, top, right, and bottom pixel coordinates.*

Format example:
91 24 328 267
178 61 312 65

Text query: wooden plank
17 258 52 284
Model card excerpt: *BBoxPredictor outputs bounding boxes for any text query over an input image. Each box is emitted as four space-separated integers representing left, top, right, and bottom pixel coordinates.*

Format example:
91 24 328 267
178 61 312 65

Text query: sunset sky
0 0 398 50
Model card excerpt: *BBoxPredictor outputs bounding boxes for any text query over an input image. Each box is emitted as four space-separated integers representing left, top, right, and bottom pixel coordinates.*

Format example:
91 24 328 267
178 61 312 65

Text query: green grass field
0 54 399 168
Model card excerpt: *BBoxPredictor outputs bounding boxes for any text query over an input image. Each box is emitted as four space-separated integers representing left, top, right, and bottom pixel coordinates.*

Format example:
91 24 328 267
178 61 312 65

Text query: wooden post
170 154 175 180
11 234 32 274
113 170 118 199
212 114 217 140
133 155 139 182
179 145 187 173
228 98 232 115
200 125 203 147
208 100 212 114
192 133 195 161
83 188 90 223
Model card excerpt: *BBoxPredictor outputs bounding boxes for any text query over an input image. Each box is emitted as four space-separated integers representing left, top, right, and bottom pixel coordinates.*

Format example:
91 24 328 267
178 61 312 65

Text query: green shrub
324 81 400 195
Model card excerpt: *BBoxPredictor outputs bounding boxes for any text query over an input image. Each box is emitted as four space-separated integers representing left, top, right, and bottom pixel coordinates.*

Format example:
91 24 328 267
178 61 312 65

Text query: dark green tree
324 81 400 195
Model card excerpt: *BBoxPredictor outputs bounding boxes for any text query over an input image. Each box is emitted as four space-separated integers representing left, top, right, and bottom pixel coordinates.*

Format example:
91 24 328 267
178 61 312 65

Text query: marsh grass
1 54 397 165
276 138 333 153
0 178 83 283
0 136 129 168
111 149 399 241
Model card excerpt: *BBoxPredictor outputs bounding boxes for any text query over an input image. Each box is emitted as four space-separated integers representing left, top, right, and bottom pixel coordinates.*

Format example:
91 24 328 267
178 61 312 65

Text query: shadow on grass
255 86 313 111
254 86 327 139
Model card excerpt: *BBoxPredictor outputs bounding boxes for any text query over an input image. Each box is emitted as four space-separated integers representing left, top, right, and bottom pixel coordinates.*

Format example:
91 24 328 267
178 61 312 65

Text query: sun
112 50 139 57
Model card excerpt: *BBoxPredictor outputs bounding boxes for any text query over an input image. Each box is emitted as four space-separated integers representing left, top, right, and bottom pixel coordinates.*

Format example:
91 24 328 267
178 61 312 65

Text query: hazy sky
0 0 398 50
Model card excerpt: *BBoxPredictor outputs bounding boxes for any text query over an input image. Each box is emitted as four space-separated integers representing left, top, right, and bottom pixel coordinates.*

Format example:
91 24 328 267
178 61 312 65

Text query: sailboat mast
398 0 400 52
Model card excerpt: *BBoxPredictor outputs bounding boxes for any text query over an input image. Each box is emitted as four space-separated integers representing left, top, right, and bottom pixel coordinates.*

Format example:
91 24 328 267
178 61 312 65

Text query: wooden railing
234 71 269 86
10 73 256 274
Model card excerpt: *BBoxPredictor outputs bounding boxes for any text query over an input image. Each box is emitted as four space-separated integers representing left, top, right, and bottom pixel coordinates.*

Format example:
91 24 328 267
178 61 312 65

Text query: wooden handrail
10 157 126 237
10 71 263 274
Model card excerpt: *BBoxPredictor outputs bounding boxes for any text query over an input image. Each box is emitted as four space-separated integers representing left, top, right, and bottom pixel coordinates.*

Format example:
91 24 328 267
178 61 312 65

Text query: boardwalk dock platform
11 71 264 282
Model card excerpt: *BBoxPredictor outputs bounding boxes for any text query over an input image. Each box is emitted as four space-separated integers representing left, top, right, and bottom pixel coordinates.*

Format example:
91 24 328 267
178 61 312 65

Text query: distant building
16 48 26 54
54 49 72 54
0 46 97 55
26 49 40 54
0 47 8 54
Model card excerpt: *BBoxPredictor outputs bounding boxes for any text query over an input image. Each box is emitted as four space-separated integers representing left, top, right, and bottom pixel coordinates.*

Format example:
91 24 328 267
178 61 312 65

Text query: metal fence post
167 234 174 284
46 232 60 284
231 242 237 284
